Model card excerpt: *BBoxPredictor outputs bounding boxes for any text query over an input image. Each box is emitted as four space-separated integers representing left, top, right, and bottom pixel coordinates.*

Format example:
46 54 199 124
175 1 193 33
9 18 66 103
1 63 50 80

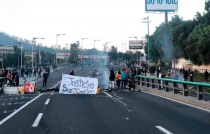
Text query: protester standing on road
14 72 19 86
43 69 48 87
121 69 127 90
33 67 36 77
47 66 50 76
205 70 209 82
109 69 115 91
38 67 42 77
92 69 97 78
23 72 27 85
1 67 8 77
115 71 122 90
69 69 74 75
7 71 12 79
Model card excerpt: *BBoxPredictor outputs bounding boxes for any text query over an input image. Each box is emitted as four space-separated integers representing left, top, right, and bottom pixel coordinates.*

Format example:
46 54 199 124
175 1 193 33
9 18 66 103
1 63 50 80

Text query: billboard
129 40 143 49
145 0 178 11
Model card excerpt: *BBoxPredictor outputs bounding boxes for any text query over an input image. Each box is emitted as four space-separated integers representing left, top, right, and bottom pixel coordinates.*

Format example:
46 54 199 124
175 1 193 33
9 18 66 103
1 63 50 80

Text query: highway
0 65 210 134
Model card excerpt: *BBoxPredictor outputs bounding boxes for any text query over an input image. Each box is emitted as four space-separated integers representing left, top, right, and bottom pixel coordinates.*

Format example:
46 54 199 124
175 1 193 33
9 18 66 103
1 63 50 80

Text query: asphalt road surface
0 64 210 134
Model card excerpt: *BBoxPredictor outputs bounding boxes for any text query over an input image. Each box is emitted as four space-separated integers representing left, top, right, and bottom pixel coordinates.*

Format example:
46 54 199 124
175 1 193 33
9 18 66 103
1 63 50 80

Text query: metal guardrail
134 75 210 100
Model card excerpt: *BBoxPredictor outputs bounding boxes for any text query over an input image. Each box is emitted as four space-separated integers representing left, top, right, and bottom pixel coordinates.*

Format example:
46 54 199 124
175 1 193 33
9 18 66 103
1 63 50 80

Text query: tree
109 46 118 60
188 24 210 65
68 43 79 63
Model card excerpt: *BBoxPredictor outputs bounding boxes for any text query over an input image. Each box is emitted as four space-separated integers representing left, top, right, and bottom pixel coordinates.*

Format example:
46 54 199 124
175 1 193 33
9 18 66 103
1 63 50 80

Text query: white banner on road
59 74 98 94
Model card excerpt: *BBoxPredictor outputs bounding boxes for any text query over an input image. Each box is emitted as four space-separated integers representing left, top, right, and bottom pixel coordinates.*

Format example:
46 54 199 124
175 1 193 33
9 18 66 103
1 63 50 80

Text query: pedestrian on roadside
115 71 122 90
204 70 209 82
43 69 48 87
183 69 188 81
109 69 115 91
189 70 194 82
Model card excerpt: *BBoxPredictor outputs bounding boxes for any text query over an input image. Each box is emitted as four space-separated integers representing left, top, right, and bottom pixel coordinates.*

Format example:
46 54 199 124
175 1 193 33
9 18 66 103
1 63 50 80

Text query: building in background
0 45 14 54
56 52 70 60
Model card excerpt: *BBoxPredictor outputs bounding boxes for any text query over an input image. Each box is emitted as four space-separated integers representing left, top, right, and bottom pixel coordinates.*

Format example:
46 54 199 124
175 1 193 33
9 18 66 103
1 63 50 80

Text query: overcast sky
0 0 206 51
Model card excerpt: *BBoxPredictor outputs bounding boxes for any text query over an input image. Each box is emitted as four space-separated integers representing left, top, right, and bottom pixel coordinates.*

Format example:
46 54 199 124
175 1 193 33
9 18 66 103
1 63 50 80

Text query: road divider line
114 98 127 106
51 91 54 95
32 113 43 127
0 93 43 125
103 92 113 98
156 126 173 134
103 92 127 106
142 91 210 113
51 81 61 89
45 99 50 105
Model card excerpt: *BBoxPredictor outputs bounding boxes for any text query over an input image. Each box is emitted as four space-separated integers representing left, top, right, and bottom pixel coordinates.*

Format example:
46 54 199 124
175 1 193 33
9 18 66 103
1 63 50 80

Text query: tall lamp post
105 42 111 52
32 38 45 68
142 17 151 66
81 38 88 69
122 43 126 60
129 36 138 64
14 41 23 68
55 34 65 65
94 39 100 63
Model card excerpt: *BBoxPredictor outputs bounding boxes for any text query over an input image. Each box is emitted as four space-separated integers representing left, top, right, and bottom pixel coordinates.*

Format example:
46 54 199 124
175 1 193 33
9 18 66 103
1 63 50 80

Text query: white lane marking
45 99 50 105
32 113 43 127
156 126 173 134
51 91 54 95
103 92 113 98
0 93 43 125
142 91 210 113
51 81 61 89
103 92 127 106
114 98 127 106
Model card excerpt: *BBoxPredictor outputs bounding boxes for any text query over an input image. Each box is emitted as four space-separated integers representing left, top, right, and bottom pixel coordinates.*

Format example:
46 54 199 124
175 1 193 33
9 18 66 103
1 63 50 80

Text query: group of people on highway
109 67 139 92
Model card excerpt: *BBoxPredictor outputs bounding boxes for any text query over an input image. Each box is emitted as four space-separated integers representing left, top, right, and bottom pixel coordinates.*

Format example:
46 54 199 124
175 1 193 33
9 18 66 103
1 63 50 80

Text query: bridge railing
134 75 210 100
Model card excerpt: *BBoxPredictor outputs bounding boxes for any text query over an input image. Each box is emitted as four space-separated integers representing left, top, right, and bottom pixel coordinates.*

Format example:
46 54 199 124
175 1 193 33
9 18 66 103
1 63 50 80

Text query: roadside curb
137 85 210 111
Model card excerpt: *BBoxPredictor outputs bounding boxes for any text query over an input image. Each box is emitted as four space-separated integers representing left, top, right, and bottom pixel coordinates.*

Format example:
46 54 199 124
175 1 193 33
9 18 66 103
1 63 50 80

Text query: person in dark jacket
14 72 19 86
204 70 209 82
183 69 188 81
109 69 115 91
189 70 194 82
43 69 48 87
69 69 75 75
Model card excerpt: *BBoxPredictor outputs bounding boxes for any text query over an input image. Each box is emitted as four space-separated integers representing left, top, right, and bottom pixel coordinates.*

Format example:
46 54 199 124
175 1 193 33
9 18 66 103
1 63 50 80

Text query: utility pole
142 17 151 66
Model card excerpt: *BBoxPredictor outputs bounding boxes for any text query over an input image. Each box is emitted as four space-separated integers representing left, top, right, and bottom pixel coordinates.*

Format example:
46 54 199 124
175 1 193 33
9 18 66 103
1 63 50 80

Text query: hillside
0 32 67 52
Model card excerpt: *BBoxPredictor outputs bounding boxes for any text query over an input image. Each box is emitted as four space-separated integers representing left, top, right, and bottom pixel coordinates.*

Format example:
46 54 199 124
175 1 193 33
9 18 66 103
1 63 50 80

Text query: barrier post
173 82 178 94
152 79 155 88
165 81 169 92
158 79 161 90
197 86 203 100
142 78 145 86
183 84 188 96
146 78 149 87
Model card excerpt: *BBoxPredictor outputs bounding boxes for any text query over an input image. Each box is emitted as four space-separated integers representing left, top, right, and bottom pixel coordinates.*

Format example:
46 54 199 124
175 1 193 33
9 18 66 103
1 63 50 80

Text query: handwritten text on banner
59 74 98 94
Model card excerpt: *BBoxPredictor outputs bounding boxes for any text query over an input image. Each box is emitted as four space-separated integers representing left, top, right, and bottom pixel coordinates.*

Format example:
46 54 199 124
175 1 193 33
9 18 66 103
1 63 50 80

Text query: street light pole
94 39 100 63
81 38 88 70
121 43 123 60
32 38 45 68
55 34 65 65
142 17 151 66
20 41 22 68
